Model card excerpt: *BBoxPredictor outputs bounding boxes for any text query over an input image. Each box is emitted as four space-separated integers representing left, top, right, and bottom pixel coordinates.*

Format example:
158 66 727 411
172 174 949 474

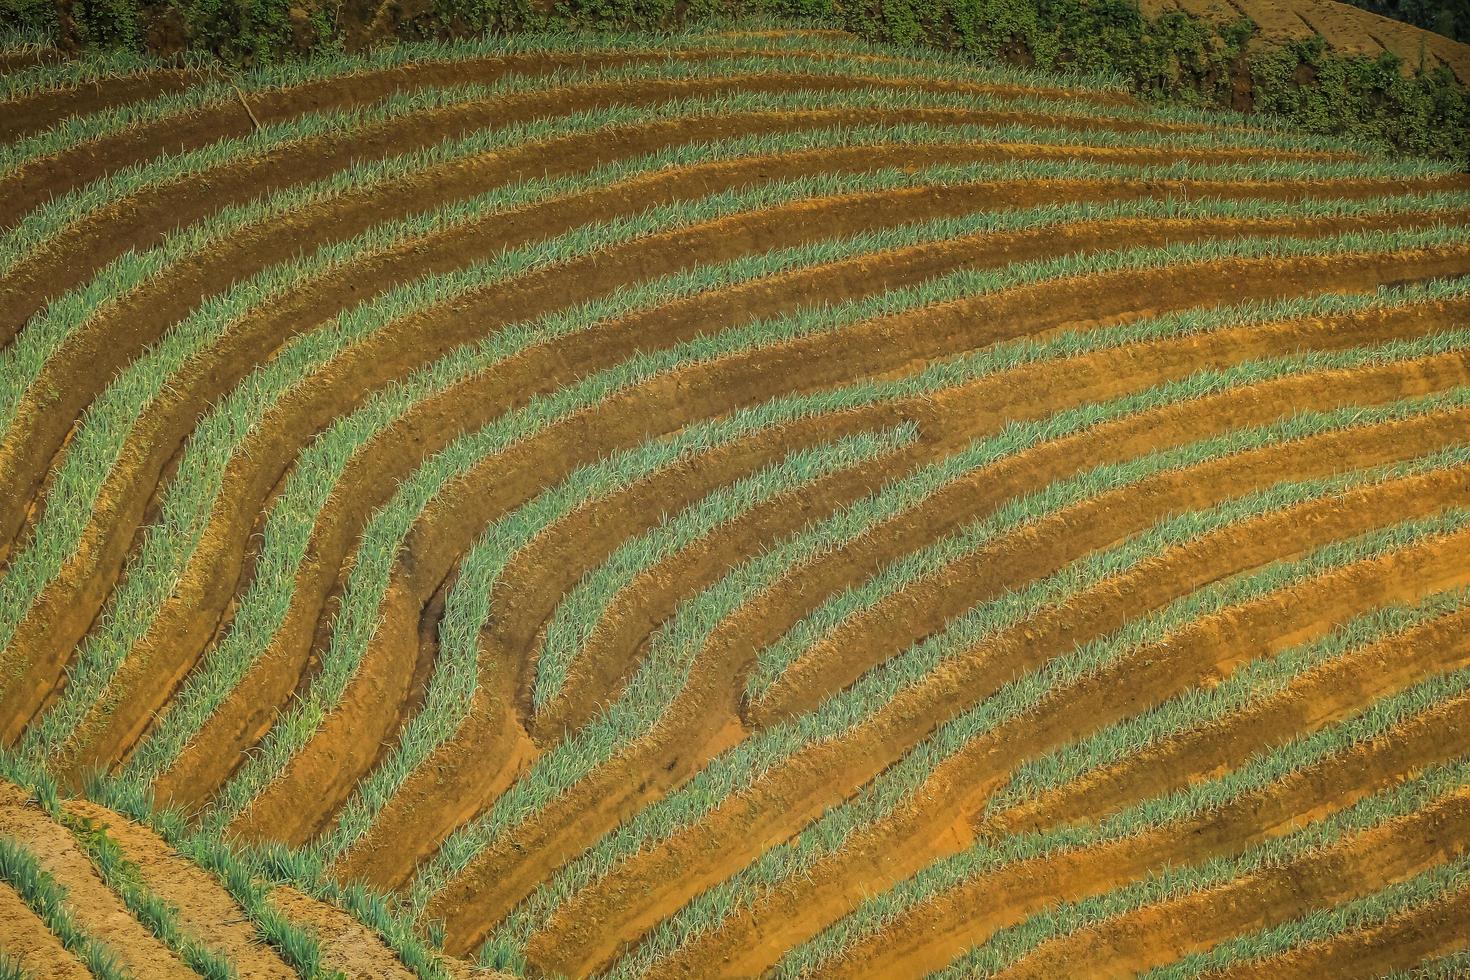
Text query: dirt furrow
58 797 296 979
0 880 91 978
0 68 198 144
120 237 1469 830
326 281 1470 901
38 179 1357 780
0 61 1230 321
1217 875 1470 979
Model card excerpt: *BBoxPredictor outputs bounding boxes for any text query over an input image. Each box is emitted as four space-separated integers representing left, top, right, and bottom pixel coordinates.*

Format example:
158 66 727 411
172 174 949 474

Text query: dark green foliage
838 0 1469 165
0 0 60 43
1249 34 1470 161
1338 0 1469 44
66 0 145 50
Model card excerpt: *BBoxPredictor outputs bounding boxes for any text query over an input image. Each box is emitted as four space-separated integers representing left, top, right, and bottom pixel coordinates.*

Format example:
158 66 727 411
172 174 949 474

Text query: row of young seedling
15 180 1462 780
31 221 1457 841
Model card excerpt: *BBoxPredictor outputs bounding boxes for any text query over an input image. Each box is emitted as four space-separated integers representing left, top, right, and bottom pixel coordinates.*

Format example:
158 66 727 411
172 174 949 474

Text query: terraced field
2 20 1470 979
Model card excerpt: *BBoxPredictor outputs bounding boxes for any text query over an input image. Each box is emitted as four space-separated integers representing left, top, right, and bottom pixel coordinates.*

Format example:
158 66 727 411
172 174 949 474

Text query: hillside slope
1146 0 1470 82
1 25 1469 978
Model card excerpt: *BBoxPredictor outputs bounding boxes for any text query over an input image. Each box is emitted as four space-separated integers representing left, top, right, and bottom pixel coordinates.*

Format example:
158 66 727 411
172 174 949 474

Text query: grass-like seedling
488 382 1470 971
2 23 1468 977
60 810 236 979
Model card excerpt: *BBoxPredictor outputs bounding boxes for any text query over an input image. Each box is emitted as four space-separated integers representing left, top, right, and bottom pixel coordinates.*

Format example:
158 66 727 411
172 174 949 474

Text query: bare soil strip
0 879 92 979
813 593 1470 978
48 213 1456 827
426 387 1470 956
0 68 198 144
59 797 296 979
1216 874 1470 979
133 239 1469 839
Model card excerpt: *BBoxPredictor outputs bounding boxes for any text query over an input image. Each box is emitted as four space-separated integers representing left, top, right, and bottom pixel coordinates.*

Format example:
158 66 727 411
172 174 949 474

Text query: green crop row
993 585 1470 816
60 810 236 978
0 36 1336 183
334 283 1470 884
490 383 1470 970
36 195 1456 783
1392 948 1470 979
476 348 1470 968
0 835 125 979
603 456 1470 977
